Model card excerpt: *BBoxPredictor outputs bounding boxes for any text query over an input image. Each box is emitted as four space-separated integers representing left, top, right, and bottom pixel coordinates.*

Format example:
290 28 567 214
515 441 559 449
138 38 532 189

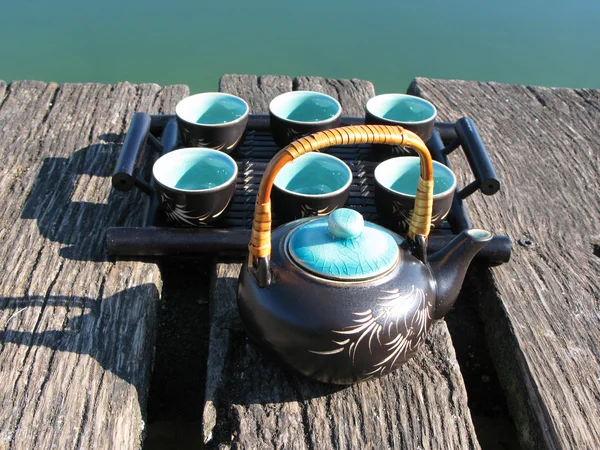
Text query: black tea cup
152 147 238 226
175 93 249 153
269 91 342 148
366 93 437 156
374 156 456 230
272 152 352 222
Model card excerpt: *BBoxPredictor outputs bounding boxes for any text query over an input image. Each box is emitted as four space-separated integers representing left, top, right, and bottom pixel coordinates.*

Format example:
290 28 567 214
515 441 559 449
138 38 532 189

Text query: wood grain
0 80 6 105
294 76 375 117
219 74 293 114
0 81 188 449
410 78 600 450
205 74 481 449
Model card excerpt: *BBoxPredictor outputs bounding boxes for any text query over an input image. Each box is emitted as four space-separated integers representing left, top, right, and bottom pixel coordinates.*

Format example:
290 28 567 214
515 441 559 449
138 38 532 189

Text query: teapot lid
288 208 399 281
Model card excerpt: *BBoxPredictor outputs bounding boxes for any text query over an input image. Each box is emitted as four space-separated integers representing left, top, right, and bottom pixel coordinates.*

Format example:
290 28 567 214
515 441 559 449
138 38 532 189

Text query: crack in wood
39 86 61 128
0 80 15 113
0 80 7 109
72 384 92 450
574 89 600 114
526 86 548 108
25 260 65 352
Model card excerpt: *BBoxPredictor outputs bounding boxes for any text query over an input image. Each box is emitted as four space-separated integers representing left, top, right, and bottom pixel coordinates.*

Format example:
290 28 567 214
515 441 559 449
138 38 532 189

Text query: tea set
147 90 496 384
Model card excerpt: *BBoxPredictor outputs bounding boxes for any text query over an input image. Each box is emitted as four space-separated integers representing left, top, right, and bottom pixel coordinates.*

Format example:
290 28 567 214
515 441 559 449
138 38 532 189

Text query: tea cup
269 91 342 148
152 147 238 226
175 92 249 153
374 156 456 230
365 94 437 156
271 152 352 222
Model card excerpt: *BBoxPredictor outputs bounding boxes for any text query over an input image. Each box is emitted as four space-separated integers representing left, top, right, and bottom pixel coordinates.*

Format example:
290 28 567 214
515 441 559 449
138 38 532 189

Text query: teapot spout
429 229 493 319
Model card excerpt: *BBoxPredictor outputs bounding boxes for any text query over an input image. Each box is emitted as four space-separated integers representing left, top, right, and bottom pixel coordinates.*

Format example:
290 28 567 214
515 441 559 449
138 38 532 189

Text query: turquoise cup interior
366 94 436 124
269 91 342 123
176 93 249 125
375 157 456 196
153 148 238 191
274 153 351 196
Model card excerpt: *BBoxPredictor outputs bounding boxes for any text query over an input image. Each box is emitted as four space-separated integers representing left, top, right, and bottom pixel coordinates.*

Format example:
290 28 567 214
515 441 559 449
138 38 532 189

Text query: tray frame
108 114 511 264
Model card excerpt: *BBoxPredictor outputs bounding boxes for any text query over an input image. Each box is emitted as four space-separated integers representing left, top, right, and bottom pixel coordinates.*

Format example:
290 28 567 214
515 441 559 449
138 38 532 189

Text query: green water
283 161 348 195
287 99 338 122
173 163 232 190
284 169 346 194
389 171 453 195
383 101 433 122
1 1 599 94
287 184 332 195
197 101 244 124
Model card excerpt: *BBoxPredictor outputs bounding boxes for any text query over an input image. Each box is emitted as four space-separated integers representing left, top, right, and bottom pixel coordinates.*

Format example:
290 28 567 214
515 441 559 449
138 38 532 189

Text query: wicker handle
249 125 434 262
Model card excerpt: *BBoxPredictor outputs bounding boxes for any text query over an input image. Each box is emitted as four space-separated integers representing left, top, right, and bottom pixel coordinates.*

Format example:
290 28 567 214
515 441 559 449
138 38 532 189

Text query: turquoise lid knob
288 208 400 280
328 209 364 239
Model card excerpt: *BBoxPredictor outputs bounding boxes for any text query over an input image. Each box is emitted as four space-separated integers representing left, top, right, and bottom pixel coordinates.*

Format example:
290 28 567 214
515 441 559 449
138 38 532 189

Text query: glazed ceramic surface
237 211 491 384
269 91 342 148
237 124 492 385
288 209 399 280
375 157 457 230
365 93 437 156
152 147 237 226
271 152 351 221
175 92 249 152
237 212 437 384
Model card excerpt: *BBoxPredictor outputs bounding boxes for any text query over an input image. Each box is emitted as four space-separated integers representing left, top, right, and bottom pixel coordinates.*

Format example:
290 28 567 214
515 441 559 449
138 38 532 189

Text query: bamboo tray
107 114 511 264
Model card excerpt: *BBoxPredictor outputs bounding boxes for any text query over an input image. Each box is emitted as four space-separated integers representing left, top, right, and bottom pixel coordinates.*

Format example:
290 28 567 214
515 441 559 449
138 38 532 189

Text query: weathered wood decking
0 74 598 450
408 79 600 450
0 81 188 449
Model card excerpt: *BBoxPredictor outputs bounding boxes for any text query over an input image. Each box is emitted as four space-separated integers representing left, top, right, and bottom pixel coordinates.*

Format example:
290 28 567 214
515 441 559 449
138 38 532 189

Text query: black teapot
237 125 492 384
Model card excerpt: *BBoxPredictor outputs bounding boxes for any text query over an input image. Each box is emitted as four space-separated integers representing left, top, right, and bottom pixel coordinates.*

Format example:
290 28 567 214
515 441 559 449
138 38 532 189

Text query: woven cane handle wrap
249 125 434 261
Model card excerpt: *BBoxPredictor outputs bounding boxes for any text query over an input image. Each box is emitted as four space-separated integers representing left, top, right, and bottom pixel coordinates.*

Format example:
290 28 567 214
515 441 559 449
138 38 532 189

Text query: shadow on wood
20 135 152 262
0 283 159 395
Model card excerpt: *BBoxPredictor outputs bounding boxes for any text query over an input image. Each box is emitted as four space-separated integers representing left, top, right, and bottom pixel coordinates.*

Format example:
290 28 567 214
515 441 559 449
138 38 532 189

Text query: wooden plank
204 74 481 449
220 74 293 114
294 76 375 117
0 81 189 449
410 78 600 450
0 80 6 106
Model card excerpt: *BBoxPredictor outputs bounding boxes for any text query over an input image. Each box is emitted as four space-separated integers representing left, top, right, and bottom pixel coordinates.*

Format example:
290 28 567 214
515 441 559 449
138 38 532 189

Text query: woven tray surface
173 129 453 233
